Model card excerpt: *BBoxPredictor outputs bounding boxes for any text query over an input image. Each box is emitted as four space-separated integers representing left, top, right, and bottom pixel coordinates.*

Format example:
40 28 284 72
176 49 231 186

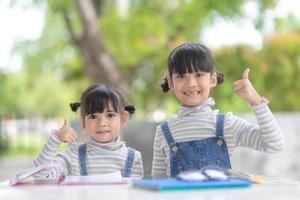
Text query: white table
0 178 300 200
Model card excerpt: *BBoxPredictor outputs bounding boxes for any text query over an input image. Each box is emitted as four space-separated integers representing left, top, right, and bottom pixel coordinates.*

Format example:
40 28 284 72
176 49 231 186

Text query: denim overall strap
215 112 231 169
78 144 88 176
123 148 135 177
160 122 176 147
216 113 225 137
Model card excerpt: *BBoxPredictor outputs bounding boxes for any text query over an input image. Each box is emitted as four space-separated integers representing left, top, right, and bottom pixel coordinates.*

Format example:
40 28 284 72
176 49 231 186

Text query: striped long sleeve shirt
151 97 284 177
34 132 143 178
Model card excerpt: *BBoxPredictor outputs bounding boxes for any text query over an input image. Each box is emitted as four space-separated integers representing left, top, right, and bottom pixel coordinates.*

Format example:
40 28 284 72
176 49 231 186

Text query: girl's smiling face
168 71 217 107
81 105 127 143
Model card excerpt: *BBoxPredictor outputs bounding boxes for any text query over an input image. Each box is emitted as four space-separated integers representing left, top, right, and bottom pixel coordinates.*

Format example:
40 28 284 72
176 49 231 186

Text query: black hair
161 43 224 92
70 84 135 116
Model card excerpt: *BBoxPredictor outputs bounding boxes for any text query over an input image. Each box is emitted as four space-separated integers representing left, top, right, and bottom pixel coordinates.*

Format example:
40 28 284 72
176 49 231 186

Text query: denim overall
78 144 135 177
161 113 231 177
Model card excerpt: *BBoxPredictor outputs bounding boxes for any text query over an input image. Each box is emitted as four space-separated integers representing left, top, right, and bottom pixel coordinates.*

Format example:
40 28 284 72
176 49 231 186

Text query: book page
60 171 125 185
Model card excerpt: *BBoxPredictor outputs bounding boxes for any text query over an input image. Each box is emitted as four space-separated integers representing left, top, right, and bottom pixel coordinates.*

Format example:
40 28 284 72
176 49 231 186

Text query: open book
60 171 124 185
9 164 125 186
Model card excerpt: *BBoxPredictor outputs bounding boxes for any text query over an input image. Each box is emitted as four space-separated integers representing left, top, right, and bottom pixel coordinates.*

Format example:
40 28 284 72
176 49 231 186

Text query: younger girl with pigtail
34 84 143 178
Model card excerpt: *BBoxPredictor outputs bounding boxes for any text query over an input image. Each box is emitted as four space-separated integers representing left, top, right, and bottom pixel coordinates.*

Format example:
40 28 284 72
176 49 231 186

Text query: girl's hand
233 68 262 105
56 119 78 143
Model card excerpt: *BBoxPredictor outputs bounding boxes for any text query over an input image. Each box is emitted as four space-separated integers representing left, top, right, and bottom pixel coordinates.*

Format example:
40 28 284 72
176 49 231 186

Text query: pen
226 169 263 184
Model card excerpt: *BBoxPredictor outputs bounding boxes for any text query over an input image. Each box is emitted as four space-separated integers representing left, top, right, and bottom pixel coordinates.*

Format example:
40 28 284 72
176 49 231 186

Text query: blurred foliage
1 134 69 157
0 70 84 118
2 0 300 121
213 14 300 112
2 135 44 157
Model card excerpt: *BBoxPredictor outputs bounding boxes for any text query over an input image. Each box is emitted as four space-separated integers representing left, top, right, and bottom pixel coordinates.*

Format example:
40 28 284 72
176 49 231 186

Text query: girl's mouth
183 91 200 96
96 131 110 134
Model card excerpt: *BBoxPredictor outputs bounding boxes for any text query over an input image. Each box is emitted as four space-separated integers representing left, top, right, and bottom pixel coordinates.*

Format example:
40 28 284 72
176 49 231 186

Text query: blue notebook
133 178 252 191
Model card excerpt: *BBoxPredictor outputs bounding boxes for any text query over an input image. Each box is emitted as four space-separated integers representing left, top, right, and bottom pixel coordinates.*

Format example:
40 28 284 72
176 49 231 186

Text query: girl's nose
98 122 107 127
98 118 107 127
186 75 197 86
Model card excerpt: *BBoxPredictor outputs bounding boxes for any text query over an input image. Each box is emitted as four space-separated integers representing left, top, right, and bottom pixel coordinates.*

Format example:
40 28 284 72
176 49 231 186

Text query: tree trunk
68 0 129 96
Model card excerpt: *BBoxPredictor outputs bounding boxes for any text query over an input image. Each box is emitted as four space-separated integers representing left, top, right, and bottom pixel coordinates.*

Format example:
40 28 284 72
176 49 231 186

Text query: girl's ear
210 72 217 88
167 75 174 91
120 112 129 128
80 116 85 128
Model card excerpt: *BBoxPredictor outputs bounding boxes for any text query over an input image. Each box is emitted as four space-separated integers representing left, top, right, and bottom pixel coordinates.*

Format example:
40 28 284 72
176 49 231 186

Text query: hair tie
70 102 81 112
125 105 135 114
216 72 224 84
161 77 169 93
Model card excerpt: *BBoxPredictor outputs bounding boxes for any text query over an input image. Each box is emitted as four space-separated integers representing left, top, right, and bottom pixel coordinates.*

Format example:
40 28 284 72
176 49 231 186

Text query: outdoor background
1 0 300 181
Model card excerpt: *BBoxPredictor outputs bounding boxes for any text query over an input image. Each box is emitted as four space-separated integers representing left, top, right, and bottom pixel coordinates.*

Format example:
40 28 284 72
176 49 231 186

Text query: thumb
242 68 250 80
61 118 69 128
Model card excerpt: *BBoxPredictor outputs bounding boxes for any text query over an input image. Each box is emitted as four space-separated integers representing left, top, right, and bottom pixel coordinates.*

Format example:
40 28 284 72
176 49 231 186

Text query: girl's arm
33 119 78 178
151 126 168 177
33 130 69 178
227 103 284 152
129 151 144 177
230 68 284 152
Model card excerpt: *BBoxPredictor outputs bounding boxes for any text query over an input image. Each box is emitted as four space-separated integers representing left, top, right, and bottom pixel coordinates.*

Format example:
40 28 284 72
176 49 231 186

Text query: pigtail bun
70 102 81 112
125 105 135 115
161 77 169 93
216 72 224 84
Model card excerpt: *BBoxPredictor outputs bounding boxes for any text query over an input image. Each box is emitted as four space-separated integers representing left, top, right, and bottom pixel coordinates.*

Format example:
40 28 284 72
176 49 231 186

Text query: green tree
7 0 279 117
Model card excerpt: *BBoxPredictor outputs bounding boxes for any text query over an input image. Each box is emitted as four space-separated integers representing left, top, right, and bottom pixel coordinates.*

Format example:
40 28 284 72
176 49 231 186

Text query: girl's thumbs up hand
56 119 78 143
233 68 262 105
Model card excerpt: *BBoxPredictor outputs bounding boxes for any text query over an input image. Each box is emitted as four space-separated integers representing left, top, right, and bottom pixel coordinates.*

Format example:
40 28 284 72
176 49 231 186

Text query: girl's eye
107 113 116 118
176 74 184 79
88 114 96 119
196 73 204 77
